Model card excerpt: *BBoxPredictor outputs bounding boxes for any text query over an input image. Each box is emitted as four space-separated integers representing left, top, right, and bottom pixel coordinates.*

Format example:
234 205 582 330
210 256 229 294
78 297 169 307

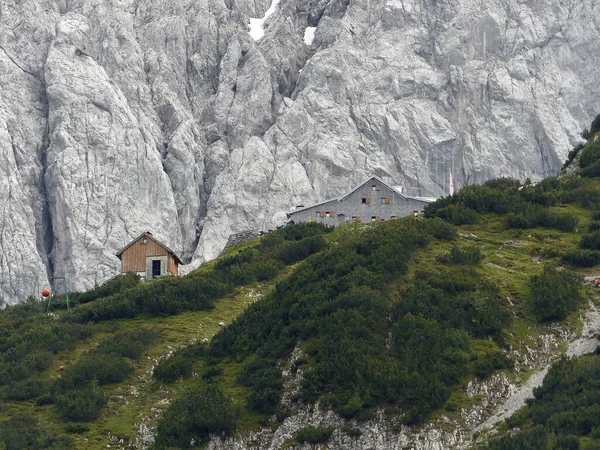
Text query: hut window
362 198 371 204
320 211 325 217
371 216 377 222
316 212 321 217
352 216 361 222
381 197 391 204
372 184 381 191
142 238 148 244
325 211 330 217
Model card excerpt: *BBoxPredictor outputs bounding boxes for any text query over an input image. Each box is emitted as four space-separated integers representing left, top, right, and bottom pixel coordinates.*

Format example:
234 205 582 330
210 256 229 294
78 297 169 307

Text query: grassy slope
0 240 296 449
3 189 600 449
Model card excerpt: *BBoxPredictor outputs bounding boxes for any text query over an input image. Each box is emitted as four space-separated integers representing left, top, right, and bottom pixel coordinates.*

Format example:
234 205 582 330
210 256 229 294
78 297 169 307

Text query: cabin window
361 198 371 204
372 184 381 191
316 212 321 217
325 211 330 217
391 216 399 220
142 238 148 244
371 216 377 222
381 197 391 204
352 216 361 222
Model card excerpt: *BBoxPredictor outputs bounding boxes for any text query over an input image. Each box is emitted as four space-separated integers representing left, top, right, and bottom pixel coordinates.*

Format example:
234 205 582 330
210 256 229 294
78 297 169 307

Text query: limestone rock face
1 0 600 304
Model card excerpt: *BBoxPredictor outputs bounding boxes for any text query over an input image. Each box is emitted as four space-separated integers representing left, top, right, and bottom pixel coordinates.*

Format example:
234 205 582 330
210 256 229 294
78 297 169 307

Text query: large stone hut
287 176 434 225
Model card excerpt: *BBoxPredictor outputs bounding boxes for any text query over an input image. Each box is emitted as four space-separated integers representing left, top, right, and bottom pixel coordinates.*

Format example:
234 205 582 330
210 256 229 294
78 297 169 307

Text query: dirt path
472 302 600 438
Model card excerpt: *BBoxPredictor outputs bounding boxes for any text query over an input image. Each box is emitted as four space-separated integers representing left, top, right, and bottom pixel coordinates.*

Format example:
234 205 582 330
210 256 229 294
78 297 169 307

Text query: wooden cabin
116 232 183 281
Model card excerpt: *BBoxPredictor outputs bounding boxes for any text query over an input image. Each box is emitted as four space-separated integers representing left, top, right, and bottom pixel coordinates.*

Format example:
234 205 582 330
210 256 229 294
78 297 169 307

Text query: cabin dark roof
115 231 184 265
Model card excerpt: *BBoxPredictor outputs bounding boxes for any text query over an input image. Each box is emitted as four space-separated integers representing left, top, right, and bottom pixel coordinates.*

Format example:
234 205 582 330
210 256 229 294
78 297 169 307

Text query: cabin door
152 260 161 279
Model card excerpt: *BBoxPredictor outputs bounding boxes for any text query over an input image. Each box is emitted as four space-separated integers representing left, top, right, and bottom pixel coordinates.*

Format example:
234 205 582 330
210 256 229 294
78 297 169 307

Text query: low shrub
1 376 46 401
237 358 282 414
579 140 600 169
580 230 600 250
154 384 238 448
70 273 140 305
506 205 577 232
429 203 478 225
528 266 582 322
472 352 513 379
95 328 157 360
0 413 73 449
60 351 133 387
153 355 193 383
563 249 600 267
201 366 223 380
55 386 106 422
449 246 483 265
563 144 585 170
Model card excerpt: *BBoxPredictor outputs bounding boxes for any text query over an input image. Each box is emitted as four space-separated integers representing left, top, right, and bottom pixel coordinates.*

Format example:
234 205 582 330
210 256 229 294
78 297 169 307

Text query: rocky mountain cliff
1 0 599 305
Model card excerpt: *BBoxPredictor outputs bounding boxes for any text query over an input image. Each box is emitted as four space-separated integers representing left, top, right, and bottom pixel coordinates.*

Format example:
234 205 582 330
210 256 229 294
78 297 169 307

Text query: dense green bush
472 352 514 379
70 273 140 305
579 140 600 169
563 143 586 169
446 246 483 265
580 230 600 250
55 385 106 422
154 384 238 448
0 413 73 449
67 275 230 322
528 266 582 322
395 269 509 339
432 203 478 225
153 355 193 383
59 351 133 388
237 357 283 414
506 204 577 231
0 318 92 401
202 219 504 424
563 249 600 267
153 343 205 383
0 375 47 401
425 175 586 231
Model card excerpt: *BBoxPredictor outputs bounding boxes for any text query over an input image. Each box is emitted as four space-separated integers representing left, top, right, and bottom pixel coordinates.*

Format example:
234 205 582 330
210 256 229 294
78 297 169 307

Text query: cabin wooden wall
121 237 169 272
168 256 178 275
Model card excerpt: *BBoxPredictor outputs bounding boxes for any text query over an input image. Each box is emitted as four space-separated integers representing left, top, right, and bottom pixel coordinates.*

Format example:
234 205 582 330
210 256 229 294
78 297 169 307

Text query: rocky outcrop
199 303 600 450
1 0 600 304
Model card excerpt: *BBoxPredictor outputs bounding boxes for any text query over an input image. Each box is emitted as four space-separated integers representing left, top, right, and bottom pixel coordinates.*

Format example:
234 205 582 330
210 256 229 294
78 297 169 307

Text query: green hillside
1 121 600 449
483 352 600 450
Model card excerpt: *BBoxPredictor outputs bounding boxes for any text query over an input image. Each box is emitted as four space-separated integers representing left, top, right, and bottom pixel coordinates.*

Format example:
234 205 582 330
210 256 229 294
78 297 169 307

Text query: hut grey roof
116 231 184 265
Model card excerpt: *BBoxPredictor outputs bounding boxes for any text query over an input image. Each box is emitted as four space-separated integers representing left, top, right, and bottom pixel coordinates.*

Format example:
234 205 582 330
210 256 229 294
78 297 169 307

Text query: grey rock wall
1 0 599 304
